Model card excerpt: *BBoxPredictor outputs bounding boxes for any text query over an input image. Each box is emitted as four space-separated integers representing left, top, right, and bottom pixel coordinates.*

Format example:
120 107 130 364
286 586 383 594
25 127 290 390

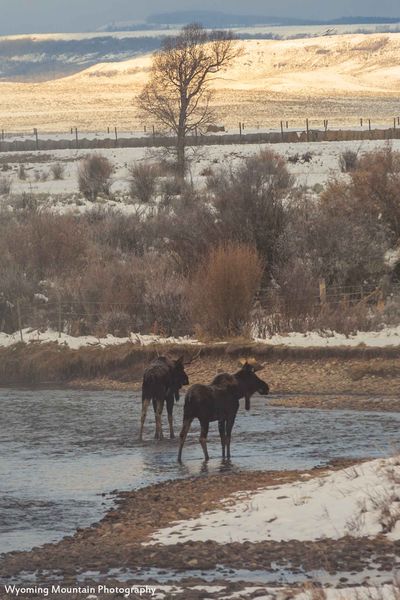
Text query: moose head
237 358 269 410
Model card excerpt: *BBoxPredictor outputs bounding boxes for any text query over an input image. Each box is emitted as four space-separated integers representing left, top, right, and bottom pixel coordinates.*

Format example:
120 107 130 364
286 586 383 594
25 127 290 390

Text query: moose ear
238 358 248 366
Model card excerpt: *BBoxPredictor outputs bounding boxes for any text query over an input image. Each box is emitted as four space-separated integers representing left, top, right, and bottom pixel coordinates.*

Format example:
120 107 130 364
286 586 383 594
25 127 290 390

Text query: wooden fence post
319 279 327 306
239 122 242 138
75 127 79 149
16 300 23 342
114 126 118 147
33 128 39 150
280 121 284 141
306 119 310 142
58 297 62 338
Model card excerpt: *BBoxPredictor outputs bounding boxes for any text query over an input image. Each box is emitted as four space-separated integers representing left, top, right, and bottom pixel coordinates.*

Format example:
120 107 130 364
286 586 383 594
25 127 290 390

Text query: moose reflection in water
178 359 270 462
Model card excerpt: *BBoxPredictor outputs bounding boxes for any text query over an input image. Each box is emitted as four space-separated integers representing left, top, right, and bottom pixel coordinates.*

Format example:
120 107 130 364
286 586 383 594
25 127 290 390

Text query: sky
0 0 399 35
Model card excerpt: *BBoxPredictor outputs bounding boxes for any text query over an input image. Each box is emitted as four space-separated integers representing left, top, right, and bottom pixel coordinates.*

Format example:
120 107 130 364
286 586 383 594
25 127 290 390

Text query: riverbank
1 458 399 599
2 341 400 411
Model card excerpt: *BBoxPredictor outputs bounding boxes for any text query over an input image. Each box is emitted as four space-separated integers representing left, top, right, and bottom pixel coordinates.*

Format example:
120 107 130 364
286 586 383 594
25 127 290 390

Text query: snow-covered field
1 34 400 132
1 138 400 214
148 456 400 544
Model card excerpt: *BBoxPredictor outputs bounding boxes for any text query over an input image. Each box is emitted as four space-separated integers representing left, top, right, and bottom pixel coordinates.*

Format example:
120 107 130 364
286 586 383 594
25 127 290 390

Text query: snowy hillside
2 33 400 132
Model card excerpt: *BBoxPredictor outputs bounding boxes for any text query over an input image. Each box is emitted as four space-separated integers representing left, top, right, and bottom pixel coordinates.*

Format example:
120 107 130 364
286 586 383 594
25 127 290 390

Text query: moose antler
238 357 265 371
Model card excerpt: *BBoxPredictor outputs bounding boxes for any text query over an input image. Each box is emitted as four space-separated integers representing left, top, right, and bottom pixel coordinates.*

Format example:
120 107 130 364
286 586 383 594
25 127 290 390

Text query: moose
177 359 269 462
140 355 189 441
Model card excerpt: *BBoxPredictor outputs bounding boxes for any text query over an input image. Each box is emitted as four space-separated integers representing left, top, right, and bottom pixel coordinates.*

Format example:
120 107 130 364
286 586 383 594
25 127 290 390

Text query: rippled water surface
1 389 400 554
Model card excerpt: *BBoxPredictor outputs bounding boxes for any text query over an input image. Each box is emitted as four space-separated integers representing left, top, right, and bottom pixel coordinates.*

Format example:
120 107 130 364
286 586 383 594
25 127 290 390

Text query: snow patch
148 457 400 545
0 329 200 349
256 325 400 347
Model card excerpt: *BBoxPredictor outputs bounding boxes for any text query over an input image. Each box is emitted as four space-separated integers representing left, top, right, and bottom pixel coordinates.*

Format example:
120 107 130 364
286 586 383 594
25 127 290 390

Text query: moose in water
177 359 269 462
140 356 189 440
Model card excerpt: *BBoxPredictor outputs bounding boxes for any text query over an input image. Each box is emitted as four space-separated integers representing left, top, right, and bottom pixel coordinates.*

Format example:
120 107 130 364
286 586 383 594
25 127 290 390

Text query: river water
1 388 399 555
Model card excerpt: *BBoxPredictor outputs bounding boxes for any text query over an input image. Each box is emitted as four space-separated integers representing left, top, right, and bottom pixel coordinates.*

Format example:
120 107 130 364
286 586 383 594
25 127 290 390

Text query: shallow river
1 389 400 555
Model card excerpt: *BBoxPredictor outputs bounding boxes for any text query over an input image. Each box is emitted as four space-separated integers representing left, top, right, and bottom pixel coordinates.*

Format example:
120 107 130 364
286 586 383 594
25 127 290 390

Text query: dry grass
1 341 400 387
189 242 263 338
349 361 400 381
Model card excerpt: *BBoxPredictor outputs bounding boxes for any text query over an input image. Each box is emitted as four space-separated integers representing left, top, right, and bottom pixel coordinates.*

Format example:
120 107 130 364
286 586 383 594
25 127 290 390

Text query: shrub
349 146 400 237
339 149 359 172
18 164 27 180
78 153 113 201
152 191 220 270
96 311 131 337
88 209 149 255
142 253 190 336
0 176 12 196
50 162 65 180
128 162 158 203
160 177 183 203
189 242 263 338
280 191 389 289
1 213 88 279
208 149 294 270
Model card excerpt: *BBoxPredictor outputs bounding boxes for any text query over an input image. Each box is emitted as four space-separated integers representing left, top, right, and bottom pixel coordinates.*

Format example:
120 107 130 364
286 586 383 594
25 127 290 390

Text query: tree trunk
177 126 185 180
176 97 187 181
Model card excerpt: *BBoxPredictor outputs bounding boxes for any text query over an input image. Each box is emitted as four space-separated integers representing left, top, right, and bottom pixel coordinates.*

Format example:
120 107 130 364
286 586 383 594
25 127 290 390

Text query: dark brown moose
177 360 269 462
140 356 189 440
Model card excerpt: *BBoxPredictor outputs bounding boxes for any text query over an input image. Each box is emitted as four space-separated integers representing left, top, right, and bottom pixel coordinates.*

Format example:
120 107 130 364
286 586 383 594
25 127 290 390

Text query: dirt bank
1 341 400 411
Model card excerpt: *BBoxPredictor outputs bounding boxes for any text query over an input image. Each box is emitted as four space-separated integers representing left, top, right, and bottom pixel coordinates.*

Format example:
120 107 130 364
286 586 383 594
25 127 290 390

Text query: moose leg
178 418 193 462
218 420 227 458
225 415 237 459
154 398 164 440
139 398 150 440
166 394 175 439
199 420 210 462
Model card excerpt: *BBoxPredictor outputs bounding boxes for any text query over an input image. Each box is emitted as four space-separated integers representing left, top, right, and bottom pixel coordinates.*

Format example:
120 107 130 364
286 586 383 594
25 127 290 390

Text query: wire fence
2 281 399 341
2 117 400 153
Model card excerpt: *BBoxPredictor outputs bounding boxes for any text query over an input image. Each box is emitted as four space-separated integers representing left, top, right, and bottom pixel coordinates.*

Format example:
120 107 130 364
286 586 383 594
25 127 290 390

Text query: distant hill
0 35 161 81
146 11 309 28
145 10 400 28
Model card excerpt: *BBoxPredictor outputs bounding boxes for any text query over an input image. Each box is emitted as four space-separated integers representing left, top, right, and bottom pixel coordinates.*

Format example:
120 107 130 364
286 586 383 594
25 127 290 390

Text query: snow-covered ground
148 456 400 545
1 324 400 349
0 329 199 350
255 325 400 348
152 584 400 599
1 138 400 215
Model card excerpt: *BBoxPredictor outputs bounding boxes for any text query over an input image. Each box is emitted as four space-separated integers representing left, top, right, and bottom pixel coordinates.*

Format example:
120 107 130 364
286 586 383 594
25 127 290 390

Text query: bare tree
138 23 241 179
